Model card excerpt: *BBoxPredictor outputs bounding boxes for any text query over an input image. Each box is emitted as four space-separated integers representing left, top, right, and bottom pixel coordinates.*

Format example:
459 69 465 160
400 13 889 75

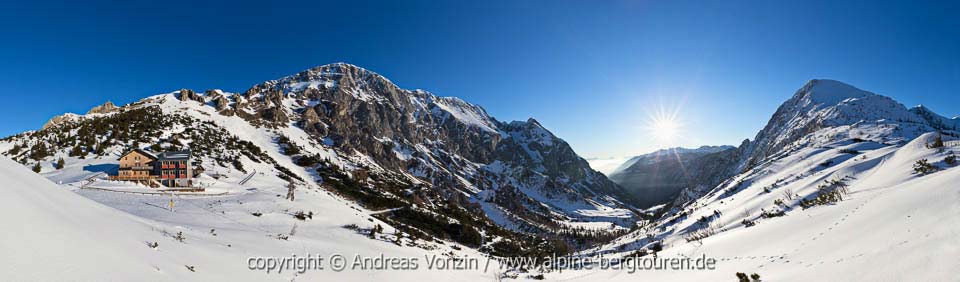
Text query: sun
643 102 685 145
651 117 680 142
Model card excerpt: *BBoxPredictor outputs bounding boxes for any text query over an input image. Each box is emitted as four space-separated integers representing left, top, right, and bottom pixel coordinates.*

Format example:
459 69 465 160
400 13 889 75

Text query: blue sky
1 0 958 159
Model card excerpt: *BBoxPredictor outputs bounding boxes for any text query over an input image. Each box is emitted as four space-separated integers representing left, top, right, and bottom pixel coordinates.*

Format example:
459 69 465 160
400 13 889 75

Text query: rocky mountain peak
910 104 960 131
741 79 928 169
793 79 877 107
85 101 119 115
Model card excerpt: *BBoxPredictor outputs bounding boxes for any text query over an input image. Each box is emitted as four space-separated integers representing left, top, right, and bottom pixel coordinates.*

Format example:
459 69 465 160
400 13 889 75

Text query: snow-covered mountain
0 63 638 258
739 79 954 171
607 145 737 208
5 72 957 280
567 79 960 281
665 79 960 209
565 132 960 281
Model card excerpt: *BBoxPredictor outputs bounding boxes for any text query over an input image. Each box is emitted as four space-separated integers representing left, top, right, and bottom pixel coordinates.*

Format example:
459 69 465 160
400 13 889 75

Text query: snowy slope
0 154 501 281
0 62 639 281
549 132 960 281
507 80 960 281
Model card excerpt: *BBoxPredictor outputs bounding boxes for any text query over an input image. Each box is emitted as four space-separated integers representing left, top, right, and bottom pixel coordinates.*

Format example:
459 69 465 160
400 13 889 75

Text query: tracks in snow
238 170 257 185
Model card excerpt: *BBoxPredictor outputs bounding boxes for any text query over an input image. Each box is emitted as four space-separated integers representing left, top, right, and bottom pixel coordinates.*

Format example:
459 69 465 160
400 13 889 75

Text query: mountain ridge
1 62 641 255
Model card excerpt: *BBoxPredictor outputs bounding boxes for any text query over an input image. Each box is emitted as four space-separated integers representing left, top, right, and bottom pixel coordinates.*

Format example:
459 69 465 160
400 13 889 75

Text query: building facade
113 148 193 188
116 149 159 187
156 150 193 188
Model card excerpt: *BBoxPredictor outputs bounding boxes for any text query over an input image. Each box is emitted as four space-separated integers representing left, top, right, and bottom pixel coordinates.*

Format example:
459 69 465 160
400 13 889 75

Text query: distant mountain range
607 145 737 208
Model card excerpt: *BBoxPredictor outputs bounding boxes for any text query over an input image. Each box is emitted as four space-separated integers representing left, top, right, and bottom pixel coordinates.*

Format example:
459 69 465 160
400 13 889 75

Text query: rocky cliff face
219 63 639 227
85 101 118 115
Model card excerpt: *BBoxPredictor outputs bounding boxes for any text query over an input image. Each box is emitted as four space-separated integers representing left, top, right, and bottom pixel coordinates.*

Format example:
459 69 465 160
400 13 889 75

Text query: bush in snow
649 241 663 253
927 134 945 149
174 231 185 242
773 199 785 207
294 154 322 167
913 159 939 175
292 210 313 221
781 188 795 201
393 230 403 245
277 135 302 155
54 157 64 170
741 219 756 227
32 162 41 173
6 143 23 155
800 178 849 208
369 224 383 238
760 208 785 218
946 153 957 166
839 148 859 155
735 272 761 282
684 224 717 243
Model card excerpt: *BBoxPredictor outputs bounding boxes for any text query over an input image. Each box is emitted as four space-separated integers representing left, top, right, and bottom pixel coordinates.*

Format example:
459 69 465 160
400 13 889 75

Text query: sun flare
644 102 685 145
651 118 680 141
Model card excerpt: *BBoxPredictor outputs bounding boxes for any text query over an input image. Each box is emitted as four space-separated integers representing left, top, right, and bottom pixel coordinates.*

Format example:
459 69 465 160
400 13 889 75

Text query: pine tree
928 134 944 149
94 142 106 155
55 157 65 170
68 145 83 157
32 163 41 173
7 143 22 155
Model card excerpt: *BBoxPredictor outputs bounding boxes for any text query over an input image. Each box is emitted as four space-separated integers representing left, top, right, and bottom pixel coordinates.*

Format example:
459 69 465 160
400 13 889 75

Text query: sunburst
643 102 685 146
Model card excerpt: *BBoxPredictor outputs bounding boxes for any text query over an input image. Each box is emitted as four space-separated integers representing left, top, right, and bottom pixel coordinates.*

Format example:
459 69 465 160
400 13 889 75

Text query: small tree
68 145 84 157
913 159 939 175
32 162 41 173
781 188 794 201
369 224 383 238
393 230 403 245
55 157 65 170
928 134 945 149
285 182 296 201
946 153 957 166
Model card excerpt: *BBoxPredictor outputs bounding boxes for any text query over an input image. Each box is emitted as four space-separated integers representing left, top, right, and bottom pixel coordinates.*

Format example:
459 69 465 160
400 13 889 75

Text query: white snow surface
557 132 960 281
0 154 500 281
